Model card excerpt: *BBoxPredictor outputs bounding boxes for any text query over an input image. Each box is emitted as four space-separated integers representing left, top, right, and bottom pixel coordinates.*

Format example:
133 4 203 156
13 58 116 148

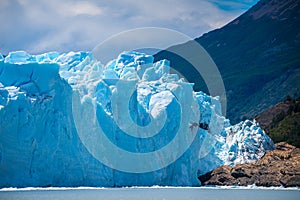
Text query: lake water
1 186 299 200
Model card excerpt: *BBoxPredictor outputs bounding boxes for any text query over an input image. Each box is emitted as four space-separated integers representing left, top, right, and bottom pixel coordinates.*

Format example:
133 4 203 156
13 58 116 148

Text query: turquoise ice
0 51 274 187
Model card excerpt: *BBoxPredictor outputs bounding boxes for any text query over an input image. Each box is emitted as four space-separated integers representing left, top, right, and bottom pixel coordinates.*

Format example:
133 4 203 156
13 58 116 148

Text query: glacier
0 51 275 187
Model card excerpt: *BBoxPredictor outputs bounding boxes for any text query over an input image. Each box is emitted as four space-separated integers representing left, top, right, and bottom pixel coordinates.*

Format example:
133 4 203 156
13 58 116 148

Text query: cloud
58 1 103 17
0 0 258 54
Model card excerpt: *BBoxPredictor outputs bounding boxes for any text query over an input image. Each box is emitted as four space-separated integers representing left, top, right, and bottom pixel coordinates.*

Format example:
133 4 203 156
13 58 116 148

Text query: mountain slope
255 96 300 147
154 0 300 123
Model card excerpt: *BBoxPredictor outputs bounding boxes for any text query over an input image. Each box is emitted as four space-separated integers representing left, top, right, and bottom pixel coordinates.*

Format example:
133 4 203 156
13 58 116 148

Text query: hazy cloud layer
0 0 258 54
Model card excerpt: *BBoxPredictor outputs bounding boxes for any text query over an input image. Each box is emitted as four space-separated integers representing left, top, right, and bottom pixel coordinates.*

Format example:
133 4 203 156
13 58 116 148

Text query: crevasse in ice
0 51 275 187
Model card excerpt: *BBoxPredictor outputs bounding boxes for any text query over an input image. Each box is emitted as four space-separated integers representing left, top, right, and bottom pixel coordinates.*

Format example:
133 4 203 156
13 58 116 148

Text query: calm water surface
1 186 299 200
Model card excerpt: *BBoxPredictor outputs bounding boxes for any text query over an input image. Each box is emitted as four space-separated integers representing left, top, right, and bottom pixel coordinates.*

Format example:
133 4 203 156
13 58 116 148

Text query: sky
0 0 259 54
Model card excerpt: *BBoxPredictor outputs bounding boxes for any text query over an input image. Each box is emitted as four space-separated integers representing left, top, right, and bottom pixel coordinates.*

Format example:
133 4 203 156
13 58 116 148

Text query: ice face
0 51 275 187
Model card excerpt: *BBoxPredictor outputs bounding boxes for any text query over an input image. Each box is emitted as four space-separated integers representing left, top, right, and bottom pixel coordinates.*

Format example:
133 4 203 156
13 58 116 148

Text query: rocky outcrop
255 98 294 132
255 97 300 148
199 142 300 187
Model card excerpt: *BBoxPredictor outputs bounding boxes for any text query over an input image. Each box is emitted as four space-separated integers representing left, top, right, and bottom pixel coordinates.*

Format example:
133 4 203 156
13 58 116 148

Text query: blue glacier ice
0 51 275 187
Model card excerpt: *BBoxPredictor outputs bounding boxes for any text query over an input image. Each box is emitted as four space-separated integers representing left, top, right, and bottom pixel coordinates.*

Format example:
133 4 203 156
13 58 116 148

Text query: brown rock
280 175 300 187
198 166 235 185
276 142 296 151
231 166 252 178
198 142 300 187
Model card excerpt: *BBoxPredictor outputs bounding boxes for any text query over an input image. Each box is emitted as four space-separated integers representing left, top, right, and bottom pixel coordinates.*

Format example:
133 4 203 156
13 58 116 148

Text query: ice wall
0 51 275 187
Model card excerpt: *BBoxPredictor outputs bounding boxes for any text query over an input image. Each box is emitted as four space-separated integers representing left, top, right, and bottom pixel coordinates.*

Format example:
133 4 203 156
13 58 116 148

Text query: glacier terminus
0 51 275 187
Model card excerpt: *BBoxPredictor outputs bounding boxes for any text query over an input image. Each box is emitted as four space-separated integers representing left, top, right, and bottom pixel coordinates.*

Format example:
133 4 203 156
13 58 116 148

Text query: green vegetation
267 97 300 147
